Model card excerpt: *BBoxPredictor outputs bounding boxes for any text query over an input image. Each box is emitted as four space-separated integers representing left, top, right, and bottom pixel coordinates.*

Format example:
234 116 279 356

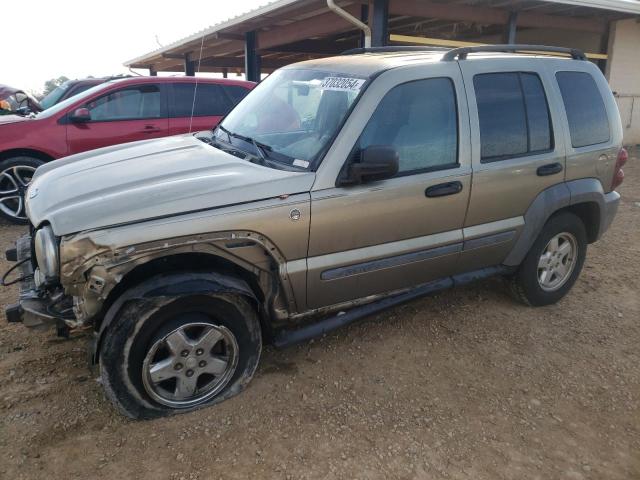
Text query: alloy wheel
537 232 578 292
142 322 239 408
0 165 36 221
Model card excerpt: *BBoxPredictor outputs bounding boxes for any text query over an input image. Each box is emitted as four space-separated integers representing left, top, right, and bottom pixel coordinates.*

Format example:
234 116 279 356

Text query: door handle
141 125 161 133
425 181 463 198
536 162 563 176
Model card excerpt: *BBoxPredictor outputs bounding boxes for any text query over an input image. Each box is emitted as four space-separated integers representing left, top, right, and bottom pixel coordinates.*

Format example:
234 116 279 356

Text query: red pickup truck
0 76 254 223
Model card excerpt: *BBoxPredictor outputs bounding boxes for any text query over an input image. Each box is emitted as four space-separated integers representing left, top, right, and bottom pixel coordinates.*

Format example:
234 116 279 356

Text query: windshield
216 69 366 168
36 82 111 119
39 82 71 110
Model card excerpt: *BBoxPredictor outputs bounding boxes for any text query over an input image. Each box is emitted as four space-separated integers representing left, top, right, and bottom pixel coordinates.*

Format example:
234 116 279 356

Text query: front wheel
0 156 44 224
100 293 261 419
510 212 587 306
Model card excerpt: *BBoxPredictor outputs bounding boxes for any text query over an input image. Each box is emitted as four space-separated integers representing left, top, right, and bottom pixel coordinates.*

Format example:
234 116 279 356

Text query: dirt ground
0 156 638 480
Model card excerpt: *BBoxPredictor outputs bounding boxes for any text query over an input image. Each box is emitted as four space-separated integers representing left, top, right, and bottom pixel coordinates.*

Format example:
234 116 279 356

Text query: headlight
34 225 59 281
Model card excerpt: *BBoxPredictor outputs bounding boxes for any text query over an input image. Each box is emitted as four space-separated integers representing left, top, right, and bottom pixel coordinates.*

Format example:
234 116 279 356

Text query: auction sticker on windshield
320 77 366 92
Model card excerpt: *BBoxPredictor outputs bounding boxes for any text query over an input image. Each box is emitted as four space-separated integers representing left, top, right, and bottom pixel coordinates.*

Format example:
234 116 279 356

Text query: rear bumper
3 235 67 330
600 190 620 239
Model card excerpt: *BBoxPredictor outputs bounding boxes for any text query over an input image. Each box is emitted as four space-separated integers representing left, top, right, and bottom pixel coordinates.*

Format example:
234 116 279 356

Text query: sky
2 0 267 94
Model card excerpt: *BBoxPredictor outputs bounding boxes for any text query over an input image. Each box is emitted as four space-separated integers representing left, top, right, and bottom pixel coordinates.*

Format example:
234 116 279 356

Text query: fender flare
91 272 257 364
503 178 607 266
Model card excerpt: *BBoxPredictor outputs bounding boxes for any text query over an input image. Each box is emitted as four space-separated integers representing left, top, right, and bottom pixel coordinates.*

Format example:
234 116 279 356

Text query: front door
306 63 472 310
67 83 168 155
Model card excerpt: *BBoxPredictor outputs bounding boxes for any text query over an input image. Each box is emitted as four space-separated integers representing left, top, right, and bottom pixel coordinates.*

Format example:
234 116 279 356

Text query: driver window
359 78 458 175
86 85 161 121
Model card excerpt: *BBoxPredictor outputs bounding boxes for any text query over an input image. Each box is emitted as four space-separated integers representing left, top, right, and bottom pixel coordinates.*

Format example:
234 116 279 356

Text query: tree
42 76 70 97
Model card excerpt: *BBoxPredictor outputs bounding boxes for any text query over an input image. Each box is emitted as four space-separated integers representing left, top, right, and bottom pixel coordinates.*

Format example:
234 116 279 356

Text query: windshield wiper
218 125 272 163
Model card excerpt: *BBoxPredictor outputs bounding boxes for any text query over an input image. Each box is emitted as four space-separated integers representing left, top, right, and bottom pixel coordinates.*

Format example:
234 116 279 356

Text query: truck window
172 83 231 117
474 72 553 162
556 71 610 148
359 77 458 174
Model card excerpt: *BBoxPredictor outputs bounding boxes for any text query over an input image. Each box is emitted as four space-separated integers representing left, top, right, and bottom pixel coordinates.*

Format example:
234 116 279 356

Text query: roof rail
342 46 449 55
442 44 587 61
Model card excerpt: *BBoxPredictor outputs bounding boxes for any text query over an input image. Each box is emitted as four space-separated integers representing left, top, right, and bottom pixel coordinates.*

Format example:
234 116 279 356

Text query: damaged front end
3 233 74 336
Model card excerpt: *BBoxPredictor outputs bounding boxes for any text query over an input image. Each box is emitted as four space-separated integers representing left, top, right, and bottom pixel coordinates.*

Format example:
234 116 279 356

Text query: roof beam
198 57 292 68
258 4 362 50
264 38 357 54
389 0 607 33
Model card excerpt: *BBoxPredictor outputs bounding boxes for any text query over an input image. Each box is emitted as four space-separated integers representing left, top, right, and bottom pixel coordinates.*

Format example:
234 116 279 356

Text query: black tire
99 293 261 419
0 156 45 224
510 212 587 306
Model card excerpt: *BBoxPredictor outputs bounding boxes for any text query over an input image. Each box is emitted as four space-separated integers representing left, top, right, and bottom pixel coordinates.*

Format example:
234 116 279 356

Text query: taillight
611 147 628 190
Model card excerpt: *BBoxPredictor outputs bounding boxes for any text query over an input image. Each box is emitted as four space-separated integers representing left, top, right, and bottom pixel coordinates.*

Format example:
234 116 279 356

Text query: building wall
606 18 640 145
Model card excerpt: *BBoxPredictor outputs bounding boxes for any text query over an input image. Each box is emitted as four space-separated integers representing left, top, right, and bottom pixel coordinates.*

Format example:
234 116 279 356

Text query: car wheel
99 293 261 419
510 212 587 306
0 156 44 224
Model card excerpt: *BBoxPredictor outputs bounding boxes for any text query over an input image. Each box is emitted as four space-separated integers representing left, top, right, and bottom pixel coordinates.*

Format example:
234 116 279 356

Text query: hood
0 114 32 124
27 135 316 235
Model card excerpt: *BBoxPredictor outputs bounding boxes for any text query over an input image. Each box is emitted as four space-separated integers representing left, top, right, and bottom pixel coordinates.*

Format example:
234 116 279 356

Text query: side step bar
273 265 513 348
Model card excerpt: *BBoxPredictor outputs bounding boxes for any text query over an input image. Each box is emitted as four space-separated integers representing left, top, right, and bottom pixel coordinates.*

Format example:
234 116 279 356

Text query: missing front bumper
3 235 72 331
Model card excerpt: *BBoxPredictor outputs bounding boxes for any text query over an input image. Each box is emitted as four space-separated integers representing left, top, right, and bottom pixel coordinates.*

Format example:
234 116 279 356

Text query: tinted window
474 72 552 161
359 78 458 174
172 83 231 117
521 74 552 152
87 85 161 121
556 71 610 148
223 85 250 106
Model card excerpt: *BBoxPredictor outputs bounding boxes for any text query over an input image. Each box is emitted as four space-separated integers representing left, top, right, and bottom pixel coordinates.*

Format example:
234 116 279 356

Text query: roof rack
441 44 587 61
342 46 449 55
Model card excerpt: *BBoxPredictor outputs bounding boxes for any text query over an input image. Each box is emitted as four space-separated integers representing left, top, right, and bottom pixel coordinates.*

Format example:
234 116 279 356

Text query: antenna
188 34 206 134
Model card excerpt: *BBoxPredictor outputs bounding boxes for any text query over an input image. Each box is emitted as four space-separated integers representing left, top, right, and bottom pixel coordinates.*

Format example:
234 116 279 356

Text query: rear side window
474 72 553 162
556 71 610 148
359 77 458 174
223 85 250 106
172 83 231 117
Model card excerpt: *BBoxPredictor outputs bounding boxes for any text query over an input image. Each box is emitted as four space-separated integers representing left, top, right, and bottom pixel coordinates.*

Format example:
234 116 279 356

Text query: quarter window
556 71 610 148
172 83 231 117
87 85 161 121
359 78 458 174
474 72 553 162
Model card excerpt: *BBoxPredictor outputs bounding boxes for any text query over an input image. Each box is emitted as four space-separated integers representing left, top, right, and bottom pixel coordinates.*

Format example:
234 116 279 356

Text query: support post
371 0 389 47
149 67 157 77
360 4 370 48
222 68 228 79
506 11 518 44
184 55 195 76
244 31 260 82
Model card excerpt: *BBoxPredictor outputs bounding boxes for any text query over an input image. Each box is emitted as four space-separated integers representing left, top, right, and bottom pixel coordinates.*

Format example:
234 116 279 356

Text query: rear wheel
511 212 587 306
0 156 44 224
100 293 261 419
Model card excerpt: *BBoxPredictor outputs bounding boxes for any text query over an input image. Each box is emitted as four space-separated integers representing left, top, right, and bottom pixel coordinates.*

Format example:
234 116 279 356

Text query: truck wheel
0 156 44 224
510 212 587 306
99 293 261 419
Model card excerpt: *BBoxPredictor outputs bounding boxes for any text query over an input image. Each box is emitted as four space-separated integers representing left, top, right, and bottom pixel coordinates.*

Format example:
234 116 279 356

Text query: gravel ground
0 155 638 480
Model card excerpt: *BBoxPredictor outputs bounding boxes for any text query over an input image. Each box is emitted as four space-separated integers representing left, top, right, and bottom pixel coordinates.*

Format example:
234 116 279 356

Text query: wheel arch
0 148 55 163
91 258 270 364
504 179 608 266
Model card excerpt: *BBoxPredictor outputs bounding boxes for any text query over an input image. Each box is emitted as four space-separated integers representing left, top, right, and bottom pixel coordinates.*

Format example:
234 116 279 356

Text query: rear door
457 59 566 271
66 83 168 154
168 82 233 135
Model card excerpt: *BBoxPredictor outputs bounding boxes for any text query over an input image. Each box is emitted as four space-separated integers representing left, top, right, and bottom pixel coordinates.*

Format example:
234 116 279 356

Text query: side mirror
339 145 399 186
69 107 91 123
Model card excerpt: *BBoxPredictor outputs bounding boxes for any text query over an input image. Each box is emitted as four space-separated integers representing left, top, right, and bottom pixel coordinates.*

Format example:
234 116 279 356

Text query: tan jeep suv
3 45 626 418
